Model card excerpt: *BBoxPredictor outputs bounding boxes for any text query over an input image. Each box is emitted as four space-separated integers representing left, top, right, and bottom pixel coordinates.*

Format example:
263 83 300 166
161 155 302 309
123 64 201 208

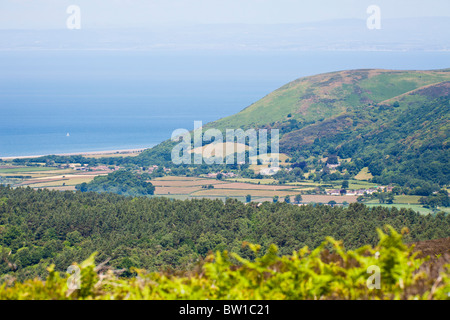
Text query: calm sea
0 50 449 157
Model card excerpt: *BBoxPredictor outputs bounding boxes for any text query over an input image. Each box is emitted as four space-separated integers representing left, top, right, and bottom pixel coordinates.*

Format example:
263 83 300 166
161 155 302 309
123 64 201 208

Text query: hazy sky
0 0 449 29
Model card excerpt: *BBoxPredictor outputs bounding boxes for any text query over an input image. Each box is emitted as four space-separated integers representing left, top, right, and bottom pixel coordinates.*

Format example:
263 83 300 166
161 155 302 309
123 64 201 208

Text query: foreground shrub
0 226 448 300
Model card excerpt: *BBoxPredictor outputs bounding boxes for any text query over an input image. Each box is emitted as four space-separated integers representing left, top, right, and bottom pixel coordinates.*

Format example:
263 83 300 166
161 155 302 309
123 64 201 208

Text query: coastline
0 148 148 160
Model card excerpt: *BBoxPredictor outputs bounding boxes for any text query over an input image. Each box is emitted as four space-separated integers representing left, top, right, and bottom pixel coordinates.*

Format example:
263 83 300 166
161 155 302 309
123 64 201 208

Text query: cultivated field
226 178 280 185
1 165 443 214
150 176 361 204
151 179 228 187
354 167 374 180
0 165 101 190
364 203 441 216
191 189 299 198
155 186 204 195
213 182 294 190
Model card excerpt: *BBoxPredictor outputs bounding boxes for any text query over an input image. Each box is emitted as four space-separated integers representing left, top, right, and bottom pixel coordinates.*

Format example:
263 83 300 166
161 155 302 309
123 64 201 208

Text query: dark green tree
341 180 349 189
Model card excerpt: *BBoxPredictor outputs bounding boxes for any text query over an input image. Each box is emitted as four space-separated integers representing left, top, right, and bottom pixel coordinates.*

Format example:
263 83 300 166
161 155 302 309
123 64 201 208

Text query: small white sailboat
66 133 70 137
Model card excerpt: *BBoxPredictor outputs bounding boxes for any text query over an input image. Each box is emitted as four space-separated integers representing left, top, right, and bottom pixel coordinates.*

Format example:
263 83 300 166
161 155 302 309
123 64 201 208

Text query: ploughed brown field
155 186 206 195
191 189 299 198
151 179 229 187
152 176 359 203
154 176 204 181
300 194 358 203
3 167 360 204
213 182 294 190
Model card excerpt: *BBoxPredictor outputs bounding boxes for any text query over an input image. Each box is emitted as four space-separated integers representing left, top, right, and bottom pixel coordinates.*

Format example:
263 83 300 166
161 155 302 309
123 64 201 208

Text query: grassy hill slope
135 68 449 188
207 68 450 131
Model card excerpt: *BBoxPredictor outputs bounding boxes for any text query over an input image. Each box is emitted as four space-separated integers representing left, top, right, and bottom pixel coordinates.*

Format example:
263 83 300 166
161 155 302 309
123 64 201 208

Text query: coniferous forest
0 185 448 282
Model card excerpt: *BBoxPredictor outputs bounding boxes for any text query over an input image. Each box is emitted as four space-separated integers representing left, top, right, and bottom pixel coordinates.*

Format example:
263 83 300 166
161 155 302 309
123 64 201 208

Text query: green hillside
134 69 449 188
19 68 448 190
207 68 450 131
281 83 449 187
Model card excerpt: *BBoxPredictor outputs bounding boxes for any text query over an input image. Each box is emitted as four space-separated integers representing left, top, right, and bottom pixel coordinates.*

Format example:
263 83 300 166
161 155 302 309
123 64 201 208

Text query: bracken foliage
0 226 448 300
